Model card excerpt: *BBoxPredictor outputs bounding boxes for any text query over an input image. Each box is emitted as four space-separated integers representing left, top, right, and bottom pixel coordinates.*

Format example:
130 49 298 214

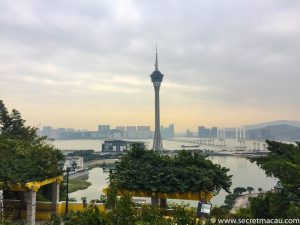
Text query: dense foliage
61 185 200 225
249 140 300 217
111 146 232 194
63 205 107 225
251 140 300 195
0 100 64 184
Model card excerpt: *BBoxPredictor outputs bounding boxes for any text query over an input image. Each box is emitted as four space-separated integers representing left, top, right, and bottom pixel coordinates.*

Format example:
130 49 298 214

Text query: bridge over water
163 138 226 146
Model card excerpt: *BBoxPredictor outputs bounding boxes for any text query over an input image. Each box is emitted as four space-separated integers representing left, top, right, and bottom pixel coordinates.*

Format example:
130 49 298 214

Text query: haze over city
1 0 300 131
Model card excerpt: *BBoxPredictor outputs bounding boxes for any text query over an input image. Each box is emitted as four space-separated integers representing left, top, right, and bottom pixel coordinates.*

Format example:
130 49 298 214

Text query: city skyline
39 123 175 140
38 119 300 137
1 1 300 131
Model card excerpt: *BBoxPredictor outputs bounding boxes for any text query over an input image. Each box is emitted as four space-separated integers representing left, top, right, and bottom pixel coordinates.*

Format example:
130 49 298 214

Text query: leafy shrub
63 205 108 225
111 147 232 194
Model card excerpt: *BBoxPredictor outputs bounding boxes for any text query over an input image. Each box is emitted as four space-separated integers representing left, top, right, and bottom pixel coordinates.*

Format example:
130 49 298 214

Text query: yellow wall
117 190 213 201
4 200 105 220
56 202 105 215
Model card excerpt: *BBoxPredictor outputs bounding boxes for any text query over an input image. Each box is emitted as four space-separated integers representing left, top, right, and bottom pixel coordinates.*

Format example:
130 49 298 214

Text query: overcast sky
1 0 299 131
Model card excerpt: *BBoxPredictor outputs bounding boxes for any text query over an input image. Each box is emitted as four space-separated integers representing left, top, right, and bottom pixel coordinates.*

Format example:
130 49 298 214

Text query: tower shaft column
153 85 163 150
155 86 160 135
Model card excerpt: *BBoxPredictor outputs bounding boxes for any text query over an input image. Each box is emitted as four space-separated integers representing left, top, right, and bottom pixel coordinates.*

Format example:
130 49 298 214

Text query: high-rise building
137 126 151 139
110 129 123 139
224 128 236 138
198 126 210 138
186 129 193 138
210 127 218 138
41 126 53 137
198 126 204 137
161 124 175 138
150 46 164 151
98 125 110 138
126 126 137 139
116 126 126 138
169 124 175 137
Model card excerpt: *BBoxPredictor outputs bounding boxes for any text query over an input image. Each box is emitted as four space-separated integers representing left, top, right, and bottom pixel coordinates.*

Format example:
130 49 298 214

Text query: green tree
170 203 198 225
251 140 300 195
286 203 300 218
0 100 64 184
246 187 254 194
111 146 232 194
106 194 136 225
64 205 108 225
250 197 269 218
223 193 237 210
136 205 170 225
208 206 229 221
233 187 247 195
249 140 300 218
61 187 200 225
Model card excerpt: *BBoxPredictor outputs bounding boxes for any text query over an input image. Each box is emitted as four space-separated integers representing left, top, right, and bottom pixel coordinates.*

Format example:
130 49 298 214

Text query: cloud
1 0 300 130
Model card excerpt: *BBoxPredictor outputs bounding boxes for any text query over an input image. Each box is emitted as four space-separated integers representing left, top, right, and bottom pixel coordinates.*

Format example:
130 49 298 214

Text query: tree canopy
251 140 300 195
0 100 64 184
233 187 247 195
110 146 232 194
249 140 300 217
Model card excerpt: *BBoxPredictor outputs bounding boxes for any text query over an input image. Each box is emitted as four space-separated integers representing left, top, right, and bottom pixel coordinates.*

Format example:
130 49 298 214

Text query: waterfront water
52 138 267 152
52 139 276 206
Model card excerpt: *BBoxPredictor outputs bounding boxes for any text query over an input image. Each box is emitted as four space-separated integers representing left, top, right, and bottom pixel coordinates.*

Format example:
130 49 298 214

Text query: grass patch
69 178 92 193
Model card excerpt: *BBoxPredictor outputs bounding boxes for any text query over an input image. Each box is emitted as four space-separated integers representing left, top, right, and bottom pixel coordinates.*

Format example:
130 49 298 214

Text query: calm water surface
52 139 276 206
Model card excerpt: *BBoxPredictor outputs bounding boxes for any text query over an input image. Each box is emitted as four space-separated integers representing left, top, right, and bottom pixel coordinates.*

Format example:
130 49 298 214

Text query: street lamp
274 180 283 194
65 161 77 215
0 188 3 220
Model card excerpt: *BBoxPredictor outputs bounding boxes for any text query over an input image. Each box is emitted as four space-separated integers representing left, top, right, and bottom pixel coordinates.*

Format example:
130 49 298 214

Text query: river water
52 139 276 207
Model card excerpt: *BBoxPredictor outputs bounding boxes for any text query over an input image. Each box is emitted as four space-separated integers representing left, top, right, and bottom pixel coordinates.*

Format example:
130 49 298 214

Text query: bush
63 205 108 225
111 147 232 194
250 197 269 218
62 198 199 225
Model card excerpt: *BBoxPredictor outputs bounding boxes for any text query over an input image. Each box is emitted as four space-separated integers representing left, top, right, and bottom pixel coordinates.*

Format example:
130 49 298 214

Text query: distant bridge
164 138 226 146
161 149 212 155
60 149 94 154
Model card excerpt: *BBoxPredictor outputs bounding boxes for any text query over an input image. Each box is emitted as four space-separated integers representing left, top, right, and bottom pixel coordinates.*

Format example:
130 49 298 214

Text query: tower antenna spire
155 43 158 71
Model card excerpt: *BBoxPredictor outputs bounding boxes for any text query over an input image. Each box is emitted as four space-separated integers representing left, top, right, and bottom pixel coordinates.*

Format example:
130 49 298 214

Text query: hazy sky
1 0 299 131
